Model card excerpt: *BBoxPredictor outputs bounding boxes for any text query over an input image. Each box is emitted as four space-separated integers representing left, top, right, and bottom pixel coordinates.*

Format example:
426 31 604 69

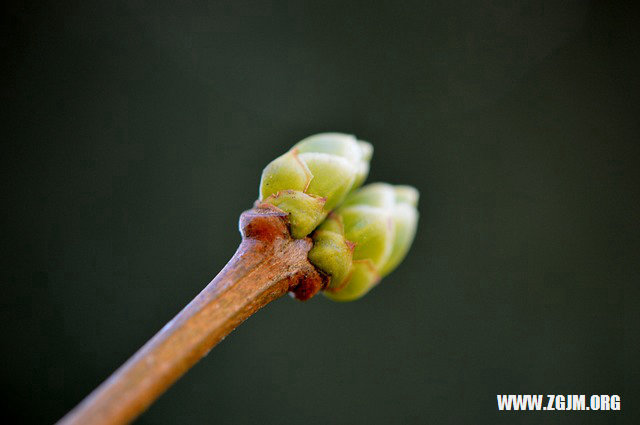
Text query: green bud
260 133 373 238
309 183 419 301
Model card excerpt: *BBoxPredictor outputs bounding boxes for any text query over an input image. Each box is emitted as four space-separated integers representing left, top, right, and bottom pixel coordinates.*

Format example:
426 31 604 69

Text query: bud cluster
259 133 418 300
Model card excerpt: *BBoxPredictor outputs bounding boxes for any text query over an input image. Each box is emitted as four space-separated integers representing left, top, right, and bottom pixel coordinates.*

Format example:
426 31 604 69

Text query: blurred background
2 1 638 424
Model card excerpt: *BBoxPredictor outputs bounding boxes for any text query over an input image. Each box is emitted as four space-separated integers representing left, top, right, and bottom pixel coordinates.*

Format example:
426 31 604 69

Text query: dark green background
3 1 638 424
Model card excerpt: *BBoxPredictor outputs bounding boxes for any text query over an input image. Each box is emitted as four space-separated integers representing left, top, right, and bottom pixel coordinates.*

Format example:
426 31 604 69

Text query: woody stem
57 206 326 425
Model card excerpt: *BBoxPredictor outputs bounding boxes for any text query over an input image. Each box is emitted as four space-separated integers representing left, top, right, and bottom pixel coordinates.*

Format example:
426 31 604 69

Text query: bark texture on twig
58 206 327 425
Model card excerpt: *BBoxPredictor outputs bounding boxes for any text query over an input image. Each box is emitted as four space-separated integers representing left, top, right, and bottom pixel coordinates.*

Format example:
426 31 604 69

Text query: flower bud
259 133 373 238
309 183 419 301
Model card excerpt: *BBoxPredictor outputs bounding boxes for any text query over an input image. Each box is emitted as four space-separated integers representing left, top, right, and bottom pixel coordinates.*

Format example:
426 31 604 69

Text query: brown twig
57 206 327 425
